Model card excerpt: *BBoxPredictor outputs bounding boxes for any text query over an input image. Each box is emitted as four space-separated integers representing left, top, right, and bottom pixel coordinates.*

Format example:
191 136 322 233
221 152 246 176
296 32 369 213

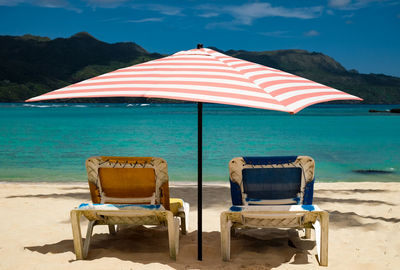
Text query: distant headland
0 32 399 103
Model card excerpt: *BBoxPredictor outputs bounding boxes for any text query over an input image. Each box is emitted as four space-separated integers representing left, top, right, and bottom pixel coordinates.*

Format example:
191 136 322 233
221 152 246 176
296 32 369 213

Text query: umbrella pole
197 102 203 261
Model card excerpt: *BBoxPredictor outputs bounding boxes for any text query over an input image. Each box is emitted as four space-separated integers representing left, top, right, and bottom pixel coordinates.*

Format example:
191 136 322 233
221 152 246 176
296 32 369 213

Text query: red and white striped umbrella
26 47 361 113
26 46 362 261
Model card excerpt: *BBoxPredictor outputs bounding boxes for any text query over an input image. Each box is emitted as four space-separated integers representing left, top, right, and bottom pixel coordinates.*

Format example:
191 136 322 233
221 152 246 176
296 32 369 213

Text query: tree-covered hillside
0 32 162 102
222 49 400 104
1 33 399 103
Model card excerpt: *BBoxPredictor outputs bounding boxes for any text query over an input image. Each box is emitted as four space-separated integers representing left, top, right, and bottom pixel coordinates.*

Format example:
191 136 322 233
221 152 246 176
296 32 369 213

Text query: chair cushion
169 198 184 215
99 167 156 198
242 167 302 200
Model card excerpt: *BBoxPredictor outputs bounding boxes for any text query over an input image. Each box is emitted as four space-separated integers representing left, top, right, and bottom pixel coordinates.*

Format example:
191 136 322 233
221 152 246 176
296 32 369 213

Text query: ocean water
0 103 399 183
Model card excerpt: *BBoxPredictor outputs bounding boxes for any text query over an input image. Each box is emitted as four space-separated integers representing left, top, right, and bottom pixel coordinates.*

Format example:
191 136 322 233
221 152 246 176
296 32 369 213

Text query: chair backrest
86 156 170 210
229 156 315 206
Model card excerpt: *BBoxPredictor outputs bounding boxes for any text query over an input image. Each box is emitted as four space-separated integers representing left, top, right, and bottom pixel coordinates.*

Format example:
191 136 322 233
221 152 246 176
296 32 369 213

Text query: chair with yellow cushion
70 156 189 260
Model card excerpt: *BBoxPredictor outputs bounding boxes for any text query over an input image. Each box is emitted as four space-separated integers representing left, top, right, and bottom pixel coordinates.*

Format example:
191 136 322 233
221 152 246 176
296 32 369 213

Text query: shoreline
2 179 400 185
0 180 229 186
1 179 400 184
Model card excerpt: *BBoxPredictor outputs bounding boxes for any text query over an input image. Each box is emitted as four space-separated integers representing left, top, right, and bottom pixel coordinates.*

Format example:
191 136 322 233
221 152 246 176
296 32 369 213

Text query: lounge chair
220 156 329 266
70 156 190 260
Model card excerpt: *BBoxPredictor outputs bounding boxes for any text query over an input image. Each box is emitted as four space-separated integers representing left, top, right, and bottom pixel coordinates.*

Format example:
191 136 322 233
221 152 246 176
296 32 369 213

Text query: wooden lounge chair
70 156 190 260
220 156 329 266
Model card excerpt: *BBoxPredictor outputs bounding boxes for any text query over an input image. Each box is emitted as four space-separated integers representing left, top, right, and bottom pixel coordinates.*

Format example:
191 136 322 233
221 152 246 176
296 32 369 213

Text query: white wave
23 104 63 108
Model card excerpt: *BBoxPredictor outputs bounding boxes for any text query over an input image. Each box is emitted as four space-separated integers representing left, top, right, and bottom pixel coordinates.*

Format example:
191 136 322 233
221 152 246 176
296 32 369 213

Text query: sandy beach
0 181 399 270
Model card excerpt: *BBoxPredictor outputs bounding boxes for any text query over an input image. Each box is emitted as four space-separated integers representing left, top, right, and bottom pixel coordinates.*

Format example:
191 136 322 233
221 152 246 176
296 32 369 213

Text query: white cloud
227 3 322 25
304 30 320 36
100 17 120 22
125 17 163 23
36 0 69 8
132 4 183 16
0 0 69 7
329 0 396 10
343 13 355 18
0 0 29 6
0 0 81 12
84 0 129 8
198 2 323 27
198 12 219 18
259 30 293 38
205 21 244 31
329 0 352 8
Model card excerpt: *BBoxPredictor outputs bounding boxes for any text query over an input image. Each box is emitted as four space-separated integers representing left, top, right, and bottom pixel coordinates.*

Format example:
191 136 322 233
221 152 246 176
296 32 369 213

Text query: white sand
0 182 399 269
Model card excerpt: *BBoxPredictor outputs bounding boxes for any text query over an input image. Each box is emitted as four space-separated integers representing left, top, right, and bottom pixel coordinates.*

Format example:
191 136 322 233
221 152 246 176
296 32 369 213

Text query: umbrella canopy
26 47 361 112
26 47 362 261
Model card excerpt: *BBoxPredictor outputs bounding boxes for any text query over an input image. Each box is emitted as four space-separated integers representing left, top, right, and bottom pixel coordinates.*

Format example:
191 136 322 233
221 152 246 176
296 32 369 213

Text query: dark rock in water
390 108 400 113
369 108 400 113
353 169 394 174
369 109 389 113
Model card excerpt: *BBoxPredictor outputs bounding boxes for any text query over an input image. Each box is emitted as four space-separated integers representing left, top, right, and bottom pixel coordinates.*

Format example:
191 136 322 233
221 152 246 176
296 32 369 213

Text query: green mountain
221 49 400 104
1 33 399 103
0 32 162 102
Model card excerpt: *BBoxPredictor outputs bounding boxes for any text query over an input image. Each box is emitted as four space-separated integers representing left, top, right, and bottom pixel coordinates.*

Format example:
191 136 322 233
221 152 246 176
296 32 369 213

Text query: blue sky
0 0 399 77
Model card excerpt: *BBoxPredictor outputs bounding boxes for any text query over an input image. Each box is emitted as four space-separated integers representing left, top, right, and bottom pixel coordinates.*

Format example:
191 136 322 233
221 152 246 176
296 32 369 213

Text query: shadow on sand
316 189 391 194
328 210 400 226
6 192 90 200
6 185 232 210
314 197 395 206
25 226 318 269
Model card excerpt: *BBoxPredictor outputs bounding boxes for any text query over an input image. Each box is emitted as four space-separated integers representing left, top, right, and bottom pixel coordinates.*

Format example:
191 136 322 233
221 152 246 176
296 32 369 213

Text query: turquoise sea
0 103 399 183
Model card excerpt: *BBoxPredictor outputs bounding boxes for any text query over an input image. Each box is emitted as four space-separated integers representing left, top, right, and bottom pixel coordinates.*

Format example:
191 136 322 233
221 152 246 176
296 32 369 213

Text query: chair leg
220 212 232 261
108 225 116 235
179 214 186 235
167 212 178 260
230 226 236 237
305 228 312 239
179 202 190 235
174 217 180 255
319 211 329 267
70 210 84 260
83 220 96 259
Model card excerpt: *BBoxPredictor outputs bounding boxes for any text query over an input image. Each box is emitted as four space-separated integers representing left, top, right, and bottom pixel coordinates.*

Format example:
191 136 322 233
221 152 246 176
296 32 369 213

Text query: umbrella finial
197 44 203 49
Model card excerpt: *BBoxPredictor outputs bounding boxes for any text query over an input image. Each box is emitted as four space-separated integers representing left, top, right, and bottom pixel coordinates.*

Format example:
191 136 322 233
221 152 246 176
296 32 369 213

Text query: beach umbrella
26 45 362 260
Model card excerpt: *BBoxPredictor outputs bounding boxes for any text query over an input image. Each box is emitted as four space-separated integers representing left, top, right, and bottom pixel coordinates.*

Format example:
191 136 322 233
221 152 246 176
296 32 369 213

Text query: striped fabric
77 203 164 210
26 48 361 113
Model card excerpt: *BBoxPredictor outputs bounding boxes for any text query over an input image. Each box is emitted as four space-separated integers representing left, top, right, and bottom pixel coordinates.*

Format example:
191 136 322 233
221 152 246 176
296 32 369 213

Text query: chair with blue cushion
220 156 329 266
